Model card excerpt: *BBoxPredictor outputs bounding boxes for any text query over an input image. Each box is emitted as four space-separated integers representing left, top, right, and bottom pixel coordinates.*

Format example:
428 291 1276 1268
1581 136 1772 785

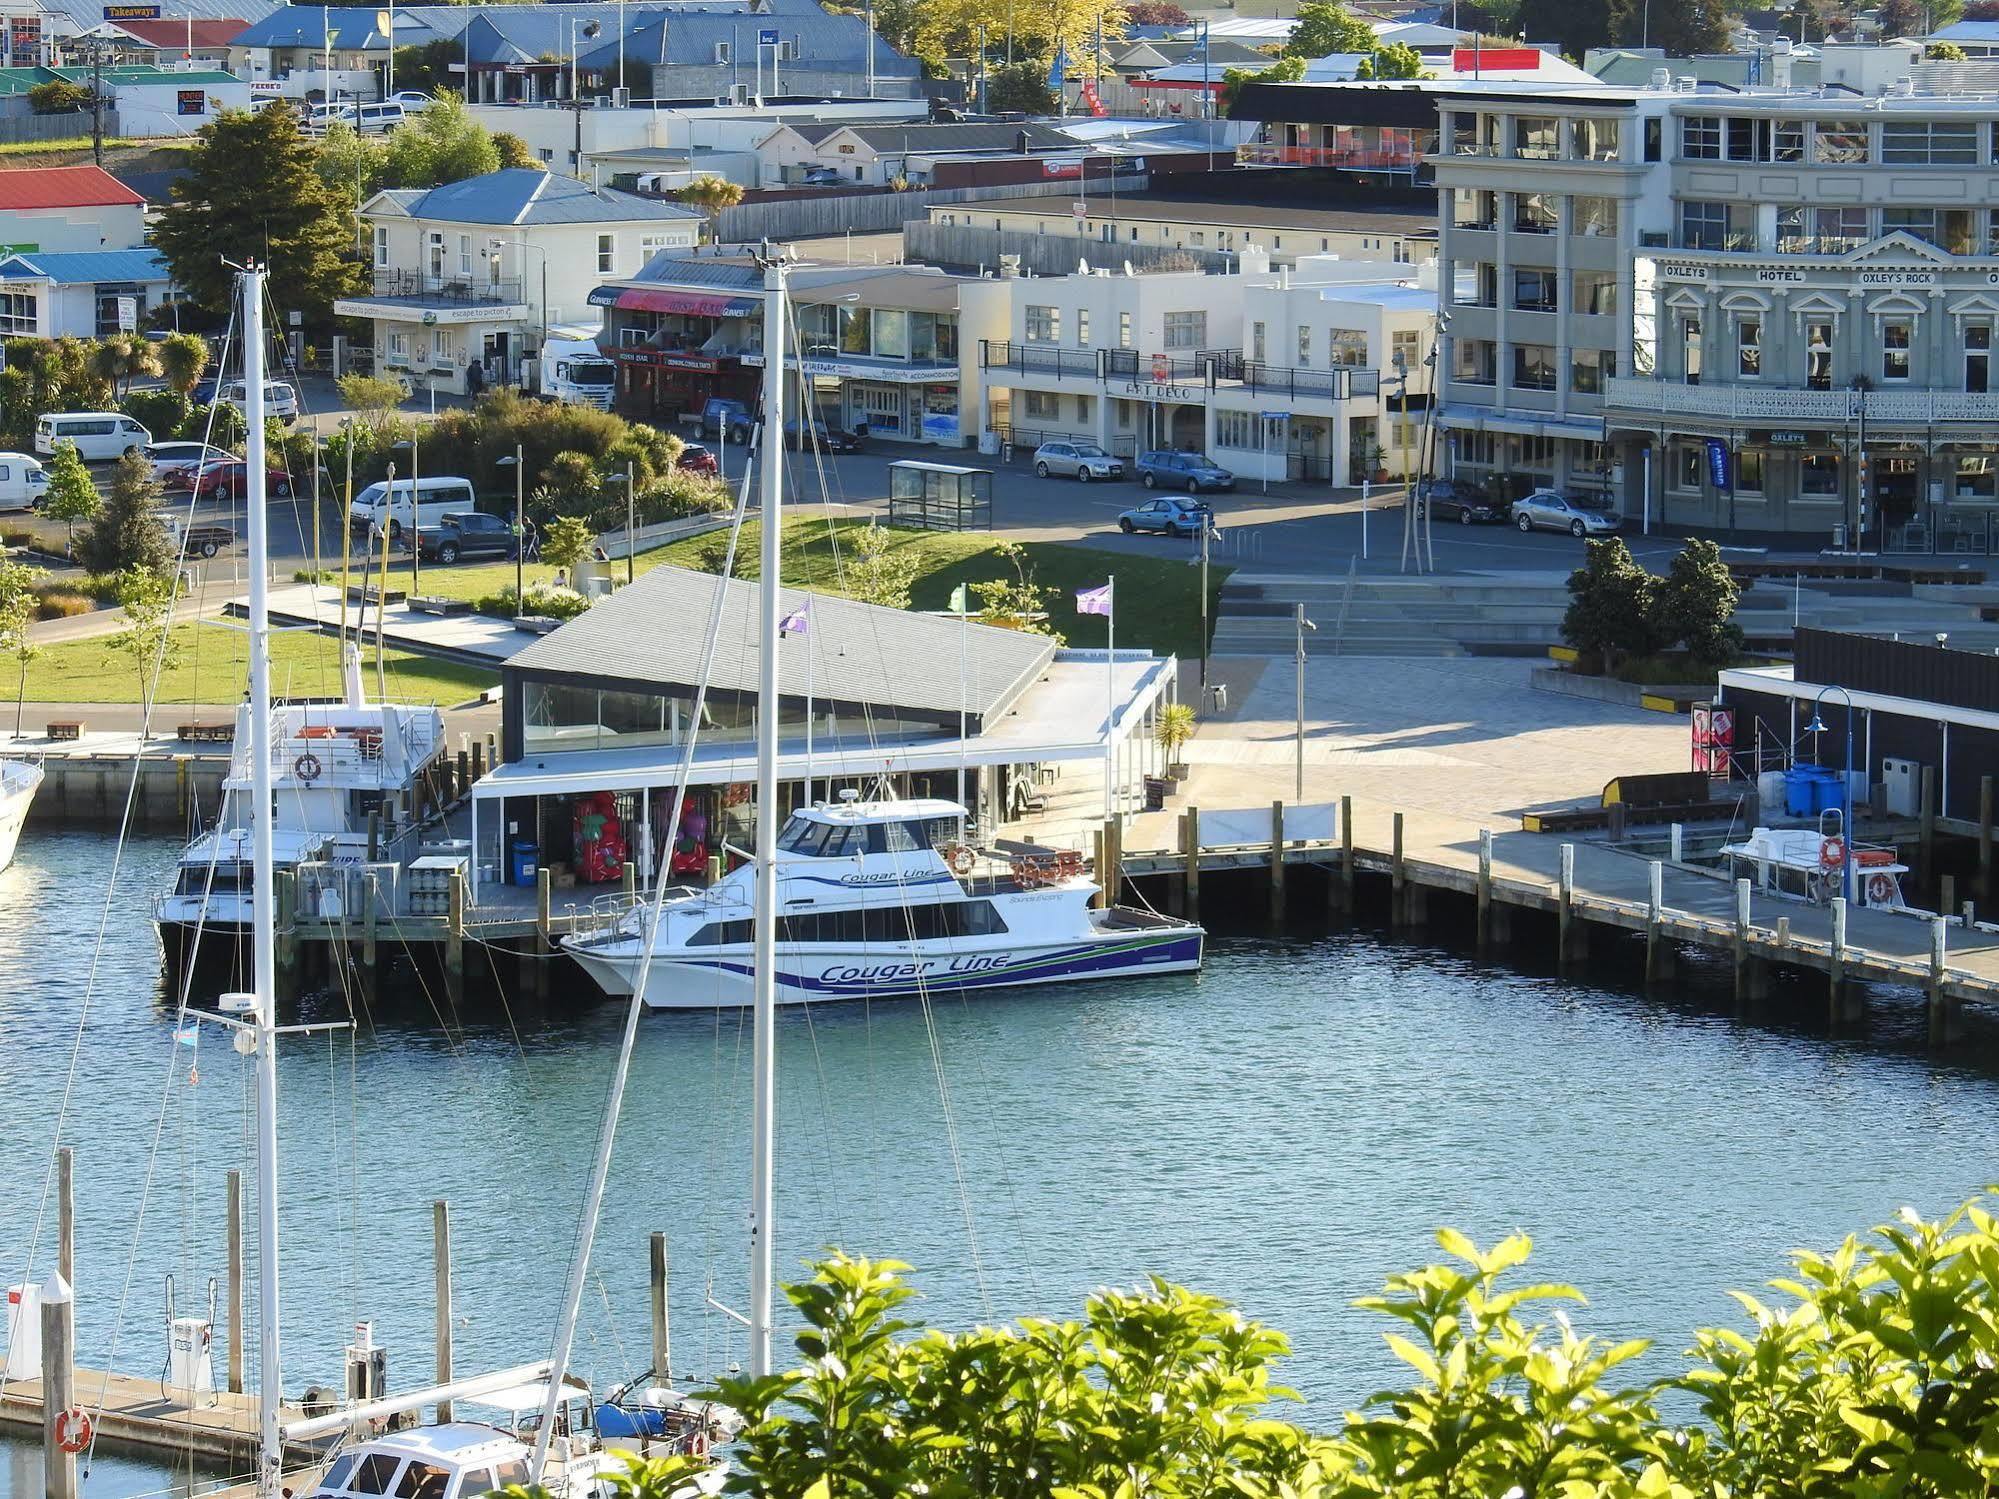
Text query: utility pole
90 32 103 167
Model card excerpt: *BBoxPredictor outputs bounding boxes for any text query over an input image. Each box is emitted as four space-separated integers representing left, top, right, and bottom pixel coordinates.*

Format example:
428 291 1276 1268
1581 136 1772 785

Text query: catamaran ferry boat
0 757 42 872
154 648 445 964
563 795 1204 1009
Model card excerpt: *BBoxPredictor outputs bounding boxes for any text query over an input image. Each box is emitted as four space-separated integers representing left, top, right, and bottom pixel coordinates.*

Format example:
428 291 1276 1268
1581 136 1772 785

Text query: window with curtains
1737 317 1761 377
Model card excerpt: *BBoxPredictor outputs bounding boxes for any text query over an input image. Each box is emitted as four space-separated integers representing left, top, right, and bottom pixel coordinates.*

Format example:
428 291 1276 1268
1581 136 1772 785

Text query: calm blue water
5 826 1999 1496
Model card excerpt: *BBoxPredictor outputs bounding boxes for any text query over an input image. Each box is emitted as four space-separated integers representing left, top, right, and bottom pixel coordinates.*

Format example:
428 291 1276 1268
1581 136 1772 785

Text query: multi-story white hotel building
1418 45 1999 549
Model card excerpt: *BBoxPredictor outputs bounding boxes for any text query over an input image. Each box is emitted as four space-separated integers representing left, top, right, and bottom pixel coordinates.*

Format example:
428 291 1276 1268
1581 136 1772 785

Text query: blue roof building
0 247 175 339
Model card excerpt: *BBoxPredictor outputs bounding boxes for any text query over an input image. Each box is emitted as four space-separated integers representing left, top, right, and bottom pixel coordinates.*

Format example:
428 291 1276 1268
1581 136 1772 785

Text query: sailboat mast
241 267 284 1499
748 252 786 1380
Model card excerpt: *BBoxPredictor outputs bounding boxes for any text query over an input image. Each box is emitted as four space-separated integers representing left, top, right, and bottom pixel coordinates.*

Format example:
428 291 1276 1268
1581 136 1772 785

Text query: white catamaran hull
0 761 42 873
569 924 1205 1009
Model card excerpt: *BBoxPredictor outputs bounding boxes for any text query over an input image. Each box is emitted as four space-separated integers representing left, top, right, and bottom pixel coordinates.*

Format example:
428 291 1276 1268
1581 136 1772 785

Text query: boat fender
1867 872 1895 906
1819 835 1846 869
294 751 324 784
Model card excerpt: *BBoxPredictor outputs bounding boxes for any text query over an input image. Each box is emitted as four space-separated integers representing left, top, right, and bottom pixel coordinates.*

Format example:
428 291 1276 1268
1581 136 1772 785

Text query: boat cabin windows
320 1457 358 1493
688 899 1008 946
392 1462 451 1499
177 862 249 895
776 814 961 856
349 1453 405 1495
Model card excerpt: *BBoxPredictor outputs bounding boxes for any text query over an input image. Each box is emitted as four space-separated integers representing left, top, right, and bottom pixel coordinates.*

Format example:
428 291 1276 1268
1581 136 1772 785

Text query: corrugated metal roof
0 248 170 283
0 164 145 211
109 19 249 48
393 170 706 226
575 9 917 74
33 0 277 28
506 563 1057 725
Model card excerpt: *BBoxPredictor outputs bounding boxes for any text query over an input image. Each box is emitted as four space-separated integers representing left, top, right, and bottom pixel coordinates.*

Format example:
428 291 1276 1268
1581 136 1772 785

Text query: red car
676 444 718 476
163 458 295 500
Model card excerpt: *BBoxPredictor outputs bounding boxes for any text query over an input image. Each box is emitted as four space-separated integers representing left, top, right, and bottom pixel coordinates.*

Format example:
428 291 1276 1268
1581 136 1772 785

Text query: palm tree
675 176 745 246
157 331 211 396
90 333 160 398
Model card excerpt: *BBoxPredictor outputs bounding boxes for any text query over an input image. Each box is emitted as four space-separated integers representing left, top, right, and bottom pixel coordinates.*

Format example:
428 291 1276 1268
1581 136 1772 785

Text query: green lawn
357 518 1228 662
18 624 494 707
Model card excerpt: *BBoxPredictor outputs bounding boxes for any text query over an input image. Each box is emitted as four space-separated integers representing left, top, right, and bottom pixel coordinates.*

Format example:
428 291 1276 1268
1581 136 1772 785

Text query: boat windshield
776 813 959 856
177 863 249 895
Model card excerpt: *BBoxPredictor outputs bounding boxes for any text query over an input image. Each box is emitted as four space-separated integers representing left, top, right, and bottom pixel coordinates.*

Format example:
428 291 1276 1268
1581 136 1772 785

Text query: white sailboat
0 757 43 872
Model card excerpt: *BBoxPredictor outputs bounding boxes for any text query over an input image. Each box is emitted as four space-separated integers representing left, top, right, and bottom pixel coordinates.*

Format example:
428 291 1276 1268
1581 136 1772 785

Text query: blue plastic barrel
510 840 538 887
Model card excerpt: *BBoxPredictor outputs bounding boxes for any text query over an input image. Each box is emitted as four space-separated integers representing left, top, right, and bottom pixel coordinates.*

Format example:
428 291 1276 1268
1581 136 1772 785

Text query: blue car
1117 494 1213 537
1135 449 1236 492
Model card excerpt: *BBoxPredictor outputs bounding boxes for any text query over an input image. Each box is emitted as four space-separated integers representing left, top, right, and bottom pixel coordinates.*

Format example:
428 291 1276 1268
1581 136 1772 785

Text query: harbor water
7 825 1999 1496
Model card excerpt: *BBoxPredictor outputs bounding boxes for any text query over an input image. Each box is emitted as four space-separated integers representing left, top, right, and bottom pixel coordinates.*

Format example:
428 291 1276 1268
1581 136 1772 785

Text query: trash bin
1784 764 1839 818
510 840 538 888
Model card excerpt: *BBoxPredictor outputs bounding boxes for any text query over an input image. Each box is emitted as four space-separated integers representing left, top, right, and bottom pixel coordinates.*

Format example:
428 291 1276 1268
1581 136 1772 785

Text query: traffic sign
758 26 778 43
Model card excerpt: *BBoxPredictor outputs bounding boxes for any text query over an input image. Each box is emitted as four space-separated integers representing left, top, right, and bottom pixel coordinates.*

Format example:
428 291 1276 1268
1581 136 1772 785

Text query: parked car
1117 495 1213 537
677 443 718 475
701 397 754 441
410 511 517 564
349 475 479 537
800 165 844 185
1134 450 1235 492
146 440 231 480
35 412 150 462
0 452 47 511
219 380 299 424
166 514 236 559
1512 488 1621 537
1033 440 1124 482
1421 478 1508 525
165 458 295 500
387 91 434 110
782 418 864 453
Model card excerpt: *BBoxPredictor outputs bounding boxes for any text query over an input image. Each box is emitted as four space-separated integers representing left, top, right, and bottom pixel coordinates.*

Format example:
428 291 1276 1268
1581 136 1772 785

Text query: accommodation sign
1654 260 1714 284
1857 268 1937 288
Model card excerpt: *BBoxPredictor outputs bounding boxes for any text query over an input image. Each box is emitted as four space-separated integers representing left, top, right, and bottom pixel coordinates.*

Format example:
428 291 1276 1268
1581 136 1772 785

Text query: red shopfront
590 283 761 423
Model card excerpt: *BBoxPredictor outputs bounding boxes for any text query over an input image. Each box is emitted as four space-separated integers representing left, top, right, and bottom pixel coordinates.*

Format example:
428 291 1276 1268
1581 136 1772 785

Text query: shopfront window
1801 453 1841 496
1736 449 1764 493
871 308 908 360
1956 454 1998 501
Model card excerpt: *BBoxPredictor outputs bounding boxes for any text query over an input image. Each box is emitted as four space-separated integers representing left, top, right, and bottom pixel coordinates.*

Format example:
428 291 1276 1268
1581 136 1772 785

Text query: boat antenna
747 237 788 1380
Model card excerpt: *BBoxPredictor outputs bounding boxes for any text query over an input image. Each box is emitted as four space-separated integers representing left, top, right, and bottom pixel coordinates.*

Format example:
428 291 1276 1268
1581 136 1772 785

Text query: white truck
534 327 618 410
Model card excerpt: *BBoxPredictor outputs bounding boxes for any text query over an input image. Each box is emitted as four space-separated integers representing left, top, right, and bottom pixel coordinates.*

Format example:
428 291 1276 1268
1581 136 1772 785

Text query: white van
220 380 299 424
348 476 479 538
0 452 48 510
35 413 151 462
355 102 405 132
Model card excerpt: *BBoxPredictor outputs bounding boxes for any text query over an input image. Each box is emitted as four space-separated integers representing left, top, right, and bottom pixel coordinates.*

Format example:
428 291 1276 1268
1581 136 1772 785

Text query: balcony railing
368 268 525 305
980 343 1232 386
1603 375 1999 424
1235 362 1381 401
1237 143 1423 170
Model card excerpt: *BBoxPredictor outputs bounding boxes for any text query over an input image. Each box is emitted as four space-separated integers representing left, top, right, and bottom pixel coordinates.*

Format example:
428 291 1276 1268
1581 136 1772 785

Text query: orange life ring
294 751 323 783
54 1407 91 1454
1819 835 1846 869
940 844 974 876
1866 873 1895 906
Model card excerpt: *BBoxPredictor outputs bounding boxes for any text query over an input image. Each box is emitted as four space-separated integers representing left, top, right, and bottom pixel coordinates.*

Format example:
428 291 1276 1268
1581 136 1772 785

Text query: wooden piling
225 1169 243 1394
362 872 380 1008
1105 818 1123 905
1391 812 1406 925
1091 829 1107 910
1645 860 1672 983
1828 897 1849 1025
445 868 465 1007
455 749 471 803
1928 915 1956 1045
41 1273 74 1499
1732 877 1765 1006
1335 795 1354 913
650 1233 671 1380
275 870 297 988
470 740 485 785
433 1200 453 1422
1982 773 1994 908
1476 829 1492 952
56 1146 71 1289
1920 764 1937 892
366 809 381 864
1558 843 1581 965
1183 806 1200 920
1268 801 1285 920
1942 874 1957 927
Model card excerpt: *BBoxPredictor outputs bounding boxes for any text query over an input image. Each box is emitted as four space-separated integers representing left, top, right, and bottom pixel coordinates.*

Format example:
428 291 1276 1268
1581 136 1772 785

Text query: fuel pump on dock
162 1275 218 1408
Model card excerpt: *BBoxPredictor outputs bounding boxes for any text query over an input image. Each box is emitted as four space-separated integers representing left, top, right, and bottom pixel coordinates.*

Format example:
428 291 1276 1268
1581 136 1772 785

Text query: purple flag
780 604 810 635
1075 583 1112 617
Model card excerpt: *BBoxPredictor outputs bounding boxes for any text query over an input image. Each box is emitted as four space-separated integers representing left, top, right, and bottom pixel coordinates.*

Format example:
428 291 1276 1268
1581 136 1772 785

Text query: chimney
1016 129 1029 153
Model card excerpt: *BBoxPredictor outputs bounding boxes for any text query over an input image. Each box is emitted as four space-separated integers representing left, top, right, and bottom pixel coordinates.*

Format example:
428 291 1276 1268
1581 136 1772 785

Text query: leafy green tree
675 176 744 243
0 556 43 740
156 331 211 397
79 453 171 577
337 373 410 428
40 440 100 553
1652 538 1742 670
492 131 542 171
539 515 596 574
1878 0 1924 34
27 79 86 114
121 388 192 443
1220 54 1303 110
91 333 160 397
381 91 500 189
1609 0 1729 52
1125 0 1190 22
1517 0 1613 53
985 60 1058 113
1356 39 1424 76
1930 38 1970 57
972 538 1061 639
389 39 460 94
1 336 113 445
113 565 181 723
151 105 364 325
538 450 601 512
846 524 917 610
1283 0 1377 57
1562 536 1661 671
313 118 388 206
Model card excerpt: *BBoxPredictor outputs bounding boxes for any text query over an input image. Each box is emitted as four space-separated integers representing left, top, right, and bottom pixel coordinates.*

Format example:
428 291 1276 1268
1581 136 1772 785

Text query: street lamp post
497 445 524 608
604 462 634 583
1807 685 1856 903
1293 602 1315 804
392 435 420 594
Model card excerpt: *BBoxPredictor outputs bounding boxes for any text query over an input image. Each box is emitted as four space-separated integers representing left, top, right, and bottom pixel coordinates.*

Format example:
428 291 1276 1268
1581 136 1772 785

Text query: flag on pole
1079 77 1105 115
779 603 810 635
1075 582 1112 616
1046 40 1068 90
948 582 970 615
173 1024 200 1046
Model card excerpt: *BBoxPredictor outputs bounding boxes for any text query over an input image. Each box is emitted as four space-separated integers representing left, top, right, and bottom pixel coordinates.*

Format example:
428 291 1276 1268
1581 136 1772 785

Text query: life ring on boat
1819 835 1846 869
940 843 975 876
53 1407 91 1454
293 751 323 784
1866 872 1895 906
